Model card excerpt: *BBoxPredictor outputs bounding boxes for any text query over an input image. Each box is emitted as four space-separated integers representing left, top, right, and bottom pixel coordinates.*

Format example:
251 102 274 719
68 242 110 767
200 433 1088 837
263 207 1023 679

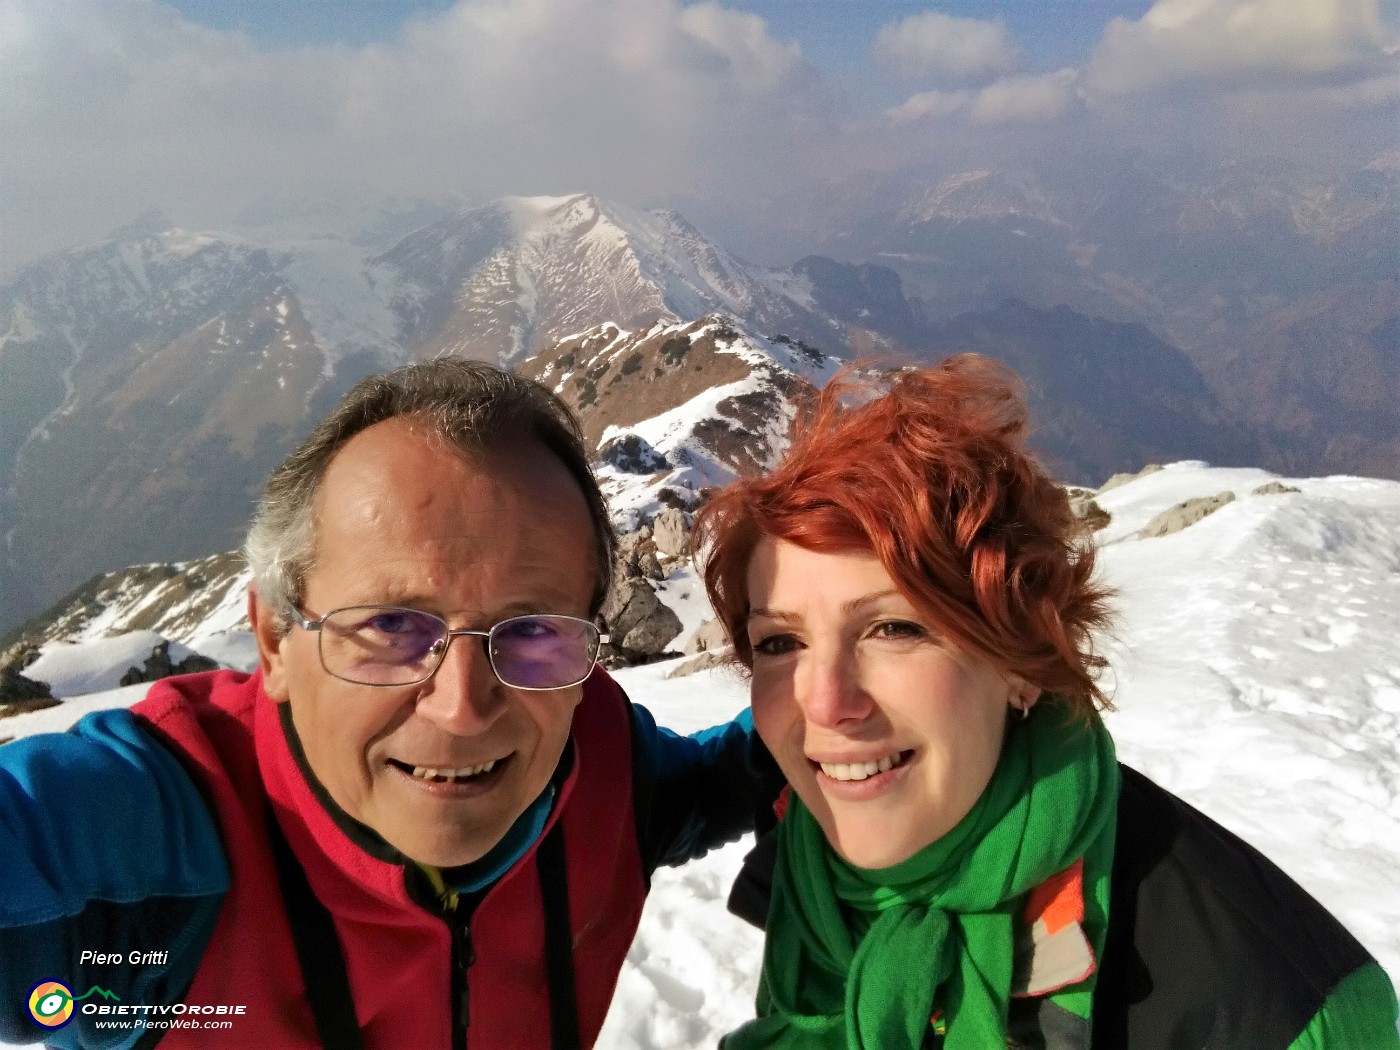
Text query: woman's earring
1014 700 1029 722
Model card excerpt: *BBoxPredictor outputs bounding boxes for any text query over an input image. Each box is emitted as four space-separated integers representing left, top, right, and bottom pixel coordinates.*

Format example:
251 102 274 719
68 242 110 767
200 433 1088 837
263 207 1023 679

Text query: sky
1 0 1397 273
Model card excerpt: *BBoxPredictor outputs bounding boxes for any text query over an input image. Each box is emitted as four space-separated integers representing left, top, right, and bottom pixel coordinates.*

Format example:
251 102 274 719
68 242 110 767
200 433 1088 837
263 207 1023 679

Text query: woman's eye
870 620 927 641
752 633 799 656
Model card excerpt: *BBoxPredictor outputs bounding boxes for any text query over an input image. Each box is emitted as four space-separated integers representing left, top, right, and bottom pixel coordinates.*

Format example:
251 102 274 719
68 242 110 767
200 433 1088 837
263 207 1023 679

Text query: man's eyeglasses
287 606 607 690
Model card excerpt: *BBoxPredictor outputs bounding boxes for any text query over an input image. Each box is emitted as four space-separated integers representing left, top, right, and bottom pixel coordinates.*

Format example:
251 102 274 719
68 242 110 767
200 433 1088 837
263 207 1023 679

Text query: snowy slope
0 197 867 635
4 462 1397 1048
525 316 843 530
377 194 845 364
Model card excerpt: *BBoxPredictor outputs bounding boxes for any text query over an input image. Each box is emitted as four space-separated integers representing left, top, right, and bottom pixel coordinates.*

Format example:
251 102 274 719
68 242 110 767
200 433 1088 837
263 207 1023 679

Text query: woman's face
745 539 1031 869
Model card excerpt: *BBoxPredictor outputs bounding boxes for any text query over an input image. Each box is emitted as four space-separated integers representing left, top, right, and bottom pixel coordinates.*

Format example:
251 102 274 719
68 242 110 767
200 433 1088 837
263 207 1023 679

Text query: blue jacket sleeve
628 703 784 874
0 708 228 1049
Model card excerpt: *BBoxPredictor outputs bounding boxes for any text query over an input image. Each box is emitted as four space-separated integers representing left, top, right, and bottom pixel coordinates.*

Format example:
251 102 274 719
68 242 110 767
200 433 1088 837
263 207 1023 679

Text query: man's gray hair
244 359 615 630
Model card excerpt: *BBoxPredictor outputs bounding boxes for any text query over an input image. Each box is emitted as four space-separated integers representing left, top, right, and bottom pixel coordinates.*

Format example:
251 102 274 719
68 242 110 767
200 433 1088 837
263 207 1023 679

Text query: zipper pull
453 918 475 1044
455 920 476 970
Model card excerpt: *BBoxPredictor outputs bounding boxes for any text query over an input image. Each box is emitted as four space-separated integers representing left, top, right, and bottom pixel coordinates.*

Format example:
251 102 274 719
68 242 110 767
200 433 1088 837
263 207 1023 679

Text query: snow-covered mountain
1 316 840 660
831 157 1400 485
0 198 863 634
4 174 1394 636
4 461 1398 1048
380 194 845 365
520 316 842 526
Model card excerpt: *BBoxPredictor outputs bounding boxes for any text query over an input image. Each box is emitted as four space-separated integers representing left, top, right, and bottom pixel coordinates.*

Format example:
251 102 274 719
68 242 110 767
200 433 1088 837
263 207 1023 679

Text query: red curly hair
693 354 1113 715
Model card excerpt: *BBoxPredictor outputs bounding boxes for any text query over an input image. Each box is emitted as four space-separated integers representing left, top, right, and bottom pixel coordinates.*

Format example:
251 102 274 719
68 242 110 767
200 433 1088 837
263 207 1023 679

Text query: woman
694 355 1398 1049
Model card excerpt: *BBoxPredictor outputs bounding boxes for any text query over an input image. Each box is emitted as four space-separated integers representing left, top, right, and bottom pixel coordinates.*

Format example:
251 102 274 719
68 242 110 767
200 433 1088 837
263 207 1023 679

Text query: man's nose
413 634 505 736
798 648 875 728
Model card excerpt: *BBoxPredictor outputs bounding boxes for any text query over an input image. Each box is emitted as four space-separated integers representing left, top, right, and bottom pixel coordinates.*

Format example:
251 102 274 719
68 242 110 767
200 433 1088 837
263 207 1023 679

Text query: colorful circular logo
28 980 75 1029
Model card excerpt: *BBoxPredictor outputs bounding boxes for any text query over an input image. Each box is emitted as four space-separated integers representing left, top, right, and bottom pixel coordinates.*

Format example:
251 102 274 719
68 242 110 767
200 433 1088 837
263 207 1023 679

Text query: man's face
253 418 598 867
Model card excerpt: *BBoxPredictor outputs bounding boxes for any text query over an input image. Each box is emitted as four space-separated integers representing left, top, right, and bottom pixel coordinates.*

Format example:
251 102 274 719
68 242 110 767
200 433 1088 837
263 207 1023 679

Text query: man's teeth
410 760 497 782
819 753 903 782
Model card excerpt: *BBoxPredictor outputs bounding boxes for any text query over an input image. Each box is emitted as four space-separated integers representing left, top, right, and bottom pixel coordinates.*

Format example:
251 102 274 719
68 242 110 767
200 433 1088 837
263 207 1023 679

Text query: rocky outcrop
598 434 669 475
1140 492 1236 538
650 508 690 561
0 665 58 717
596 511 699 666
599 580 683 666
617 529 666 582
1067 491 1112 532
1099 464 1163 494
118 642 220 687
684 618 731 655
1254 481 1302 496
665 647 736 679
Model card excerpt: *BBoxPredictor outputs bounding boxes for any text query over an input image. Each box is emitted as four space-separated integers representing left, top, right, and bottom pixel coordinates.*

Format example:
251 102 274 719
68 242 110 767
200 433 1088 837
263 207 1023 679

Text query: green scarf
724 701 1119 1050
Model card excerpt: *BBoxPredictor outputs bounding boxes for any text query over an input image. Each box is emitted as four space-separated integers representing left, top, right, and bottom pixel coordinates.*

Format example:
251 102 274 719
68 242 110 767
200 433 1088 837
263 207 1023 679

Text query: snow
22 631 186 698
602 461 1400 1045
269 238 406 371
2 461 1397 1047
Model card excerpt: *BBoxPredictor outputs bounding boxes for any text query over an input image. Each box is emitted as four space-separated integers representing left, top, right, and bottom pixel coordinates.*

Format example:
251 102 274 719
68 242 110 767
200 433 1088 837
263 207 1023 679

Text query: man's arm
0 708 228 1049
628 702 785 874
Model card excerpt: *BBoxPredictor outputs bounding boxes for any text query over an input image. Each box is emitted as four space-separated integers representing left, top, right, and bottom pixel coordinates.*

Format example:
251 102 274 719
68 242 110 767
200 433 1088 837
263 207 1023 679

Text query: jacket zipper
451 912 475 1050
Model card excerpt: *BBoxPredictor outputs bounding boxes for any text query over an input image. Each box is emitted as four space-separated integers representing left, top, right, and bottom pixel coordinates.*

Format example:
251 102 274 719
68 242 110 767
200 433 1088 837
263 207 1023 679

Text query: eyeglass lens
318 607 599 688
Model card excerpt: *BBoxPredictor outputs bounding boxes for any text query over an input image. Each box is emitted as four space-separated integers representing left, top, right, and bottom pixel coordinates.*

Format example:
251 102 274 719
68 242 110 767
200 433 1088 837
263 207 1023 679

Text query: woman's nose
798 649 875 728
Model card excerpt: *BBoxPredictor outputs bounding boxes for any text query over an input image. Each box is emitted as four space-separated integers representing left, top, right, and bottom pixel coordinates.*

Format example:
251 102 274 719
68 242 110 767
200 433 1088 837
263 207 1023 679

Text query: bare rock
616 530 666 581
1099 464 1163 494
0 666 58 717
1140 491 1236 538
119 642 220 687
650 507 691 561
684 617 732 655
598 433 670 475
665 647 736 679
600 579 683 661
1069 494 1112 532
1253 481 1302 496
0 643 41 673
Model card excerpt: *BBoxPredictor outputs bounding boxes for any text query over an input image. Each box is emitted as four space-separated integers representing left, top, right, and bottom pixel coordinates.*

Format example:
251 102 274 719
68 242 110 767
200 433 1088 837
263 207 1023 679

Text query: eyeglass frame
286 604 609 691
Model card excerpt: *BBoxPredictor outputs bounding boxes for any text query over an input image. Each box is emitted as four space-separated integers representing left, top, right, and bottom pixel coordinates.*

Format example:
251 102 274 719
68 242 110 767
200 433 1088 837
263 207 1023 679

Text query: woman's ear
1007 676 1042 714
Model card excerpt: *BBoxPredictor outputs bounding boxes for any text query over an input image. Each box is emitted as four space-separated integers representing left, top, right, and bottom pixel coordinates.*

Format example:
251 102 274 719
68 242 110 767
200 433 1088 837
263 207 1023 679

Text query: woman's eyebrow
748 591 904 623
748 607 799 623
842 590 902 615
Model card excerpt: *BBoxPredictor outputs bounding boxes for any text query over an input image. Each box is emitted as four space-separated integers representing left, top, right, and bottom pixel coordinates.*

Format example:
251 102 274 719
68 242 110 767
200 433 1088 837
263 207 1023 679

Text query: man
0 360 763 1048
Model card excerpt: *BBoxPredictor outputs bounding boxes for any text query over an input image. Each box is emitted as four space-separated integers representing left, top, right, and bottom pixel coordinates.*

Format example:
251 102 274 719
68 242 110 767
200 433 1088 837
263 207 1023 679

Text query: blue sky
168 0 1157 71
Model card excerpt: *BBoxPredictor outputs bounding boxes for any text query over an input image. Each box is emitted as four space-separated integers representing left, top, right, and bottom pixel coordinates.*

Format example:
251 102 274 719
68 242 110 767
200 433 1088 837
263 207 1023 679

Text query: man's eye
752 633 799 656
870 620 926 641
367 612 424 635
497 618 557 639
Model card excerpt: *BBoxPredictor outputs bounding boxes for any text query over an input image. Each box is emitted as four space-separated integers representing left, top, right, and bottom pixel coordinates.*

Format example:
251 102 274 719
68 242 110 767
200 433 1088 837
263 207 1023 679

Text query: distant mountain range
1 173 1395 636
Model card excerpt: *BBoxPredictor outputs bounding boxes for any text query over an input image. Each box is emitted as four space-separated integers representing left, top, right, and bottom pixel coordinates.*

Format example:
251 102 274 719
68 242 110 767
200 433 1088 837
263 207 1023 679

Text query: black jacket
727 763 1396 1049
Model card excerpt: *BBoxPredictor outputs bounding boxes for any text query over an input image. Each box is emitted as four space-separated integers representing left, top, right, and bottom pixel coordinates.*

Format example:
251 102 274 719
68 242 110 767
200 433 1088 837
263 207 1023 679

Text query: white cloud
886 70 1080 126
885 88 975 124
873 11 1020 84
0 0 1392 276
969 69 1081 124
1085 0 1400 96
680 1 802 91
0 0 821 271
